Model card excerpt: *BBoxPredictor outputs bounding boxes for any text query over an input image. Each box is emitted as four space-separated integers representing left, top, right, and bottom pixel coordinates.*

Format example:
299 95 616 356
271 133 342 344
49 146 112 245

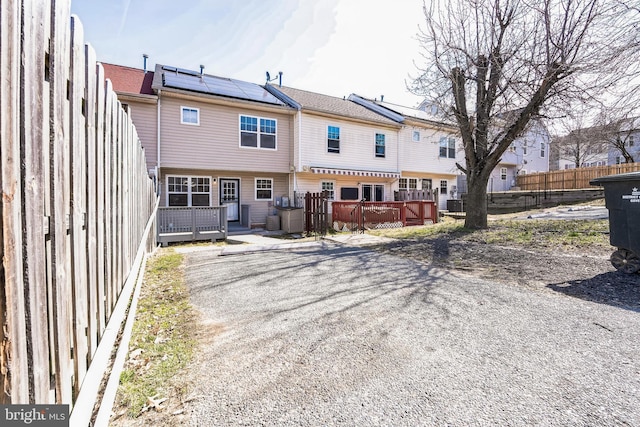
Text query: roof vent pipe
200 64 205 75
143 54 148 72
381 95 384 102
278 71 283 87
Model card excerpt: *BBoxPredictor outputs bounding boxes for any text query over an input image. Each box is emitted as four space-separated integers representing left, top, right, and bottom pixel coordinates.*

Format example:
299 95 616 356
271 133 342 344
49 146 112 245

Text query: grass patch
368 218 610 249
115 249 197 418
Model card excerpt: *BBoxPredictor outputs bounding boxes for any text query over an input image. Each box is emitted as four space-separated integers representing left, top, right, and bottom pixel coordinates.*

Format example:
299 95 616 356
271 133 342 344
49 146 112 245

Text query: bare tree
411 0 640 229
554 106 609 168
594 111 639 164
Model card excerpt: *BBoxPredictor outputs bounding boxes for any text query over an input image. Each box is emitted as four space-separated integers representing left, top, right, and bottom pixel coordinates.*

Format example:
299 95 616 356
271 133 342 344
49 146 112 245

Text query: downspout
296 108 302 195
156 89 161 197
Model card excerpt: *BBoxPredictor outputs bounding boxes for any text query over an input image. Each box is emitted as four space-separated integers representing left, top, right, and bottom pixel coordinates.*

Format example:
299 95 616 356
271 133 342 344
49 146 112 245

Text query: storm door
220 179 240 221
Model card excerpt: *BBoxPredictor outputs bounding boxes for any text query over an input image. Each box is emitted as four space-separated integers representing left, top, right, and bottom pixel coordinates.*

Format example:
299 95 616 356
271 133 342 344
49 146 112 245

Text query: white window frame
412 130 420 142
375 133 385 158
500 167 508 180
239 115 278 150
166 175 212 206
439 180 448 195
439 137 456 158
327 125 340 153
255 178 273 201
321 181 335 200
181 106 200 125
540 142 546 158
399 178 418 191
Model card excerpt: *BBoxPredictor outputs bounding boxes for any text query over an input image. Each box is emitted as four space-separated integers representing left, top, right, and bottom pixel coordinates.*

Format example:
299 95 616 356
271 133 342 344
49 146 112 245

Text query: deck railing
157 206 228 245
332 200 438 231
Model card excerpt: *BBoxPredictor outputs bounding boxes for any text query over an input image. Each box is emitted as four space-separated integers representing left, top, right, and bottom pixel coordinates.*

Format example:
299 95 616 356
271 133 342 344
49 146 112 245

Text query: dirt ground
375 230 640 312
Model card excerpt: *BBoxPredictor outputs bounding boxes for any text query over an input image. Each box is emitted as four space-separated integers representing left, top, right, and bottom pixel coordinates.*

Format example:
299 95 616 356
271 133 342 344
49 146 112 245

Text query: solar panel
161 65 284 105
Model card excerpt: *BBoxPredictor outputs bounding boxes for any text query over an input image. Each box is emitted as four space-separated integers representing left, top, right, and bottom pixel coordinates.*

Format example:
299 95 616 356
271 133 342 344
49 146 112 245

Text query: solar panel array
162 66 285 106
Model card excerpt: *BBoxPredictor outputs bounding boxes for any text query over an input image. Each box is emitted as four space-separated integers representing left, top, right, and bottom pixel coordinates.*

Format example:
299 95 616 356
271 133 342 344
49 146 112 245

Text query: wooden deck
157 206 228 246
332 200 438 231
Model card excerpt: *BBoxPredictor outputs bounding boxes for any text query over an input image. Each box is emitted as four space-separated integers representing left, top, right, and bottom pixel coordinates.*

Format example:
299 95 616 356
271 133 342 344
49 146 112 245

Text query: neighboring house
494 119 551 190
348 95 461 210
607 117 640 165
101 63 158 172
265 85 402 208
454 116 551 192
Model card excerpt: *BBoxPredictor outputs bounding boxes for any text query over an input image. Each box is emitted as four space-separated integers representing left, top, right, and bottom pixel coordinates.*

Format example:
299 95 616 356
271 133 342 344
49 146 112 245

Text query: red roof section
102 63 154 95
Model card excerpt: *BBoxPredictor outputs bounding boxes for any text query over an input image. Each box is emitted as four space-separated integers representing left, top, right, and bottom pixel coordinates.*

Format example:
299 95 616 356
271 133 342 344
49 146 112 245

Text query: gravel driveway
184 243 639 426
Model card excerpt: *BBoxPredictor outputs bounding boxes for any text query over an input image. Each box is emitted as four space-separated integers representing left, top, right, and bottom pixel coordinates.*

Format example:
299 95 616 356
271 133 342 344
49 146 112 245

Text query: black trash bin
590 172 640 274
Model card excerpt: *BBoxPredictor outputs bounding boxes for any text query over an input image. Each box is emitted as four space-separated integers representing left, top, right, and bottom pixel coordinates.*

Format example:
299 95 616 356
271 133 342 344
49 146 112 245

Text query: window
255 178 273 200
440 180 448 195
181 107 200 125
375 133 385 158
523 146 527 155
629 135 635 147
240 115 277 149
167 176 211 206
439 137 456 158
412 130 420 142
362 184 384 201
508 143 516 152
540 142 546 157
421 178 432 190
321 181 335 200
399 178 418 191
328 126 340 153
500 167 507 180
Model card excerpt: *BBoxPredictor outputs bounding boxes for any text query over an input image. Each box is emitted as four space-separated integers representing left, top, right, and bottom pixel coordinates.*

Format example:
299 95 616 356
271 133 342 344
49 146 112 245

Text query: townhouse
264 85 403 206
348 95 461 210
104 63 297 229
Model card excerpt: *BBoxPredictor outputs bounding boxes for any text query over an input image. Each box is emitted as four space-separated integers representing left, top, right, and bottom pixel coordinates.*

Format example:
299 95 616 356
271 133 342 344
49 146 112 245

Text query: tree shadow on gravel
547 272 640 312
185 243 455 322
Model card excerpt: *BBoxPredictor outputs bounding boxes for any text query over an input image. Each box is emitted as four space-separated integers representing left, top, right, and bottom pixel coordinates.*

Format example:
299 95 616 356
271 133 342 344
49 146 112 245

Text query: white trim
254 177 274 201
239 114 278 150
327 124 341 154
310 167 400 179
180 106 200 125
320 180 336 200
375 132 386 158
166 174 213 206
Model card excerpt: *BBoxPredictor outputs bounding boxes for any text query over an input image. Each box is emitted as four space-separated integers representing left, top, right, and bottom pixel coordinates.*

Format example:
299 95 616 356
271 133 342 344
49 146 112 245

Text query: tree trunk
464 174 490 229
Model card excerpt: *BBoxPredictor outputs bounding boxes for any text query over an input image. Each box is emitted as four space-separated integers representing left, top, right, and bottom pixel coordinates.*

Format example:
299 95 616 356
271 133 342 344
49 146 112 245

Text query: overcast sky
71 0 427 107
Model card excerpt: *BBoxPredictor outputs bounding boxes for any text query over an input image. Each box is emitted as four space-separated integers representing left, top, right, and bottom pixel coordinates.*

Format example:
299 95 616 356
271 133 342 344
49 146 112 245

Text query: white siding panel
299 114 398 172
160 97 292 173
398 126 461 175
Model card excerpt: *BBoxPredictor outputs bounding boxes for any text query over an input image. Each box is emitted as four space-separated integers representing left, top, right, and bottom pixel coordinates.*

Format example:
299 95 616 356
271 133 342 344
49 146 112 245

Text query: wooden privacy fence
0 0 158 420
517 163 640 190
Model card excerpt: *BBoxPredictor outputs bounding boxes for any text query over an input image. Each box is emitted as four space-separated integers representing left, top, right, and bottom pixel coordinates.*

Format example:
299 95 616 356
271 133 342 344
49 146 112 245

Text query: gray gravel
184 243 640 426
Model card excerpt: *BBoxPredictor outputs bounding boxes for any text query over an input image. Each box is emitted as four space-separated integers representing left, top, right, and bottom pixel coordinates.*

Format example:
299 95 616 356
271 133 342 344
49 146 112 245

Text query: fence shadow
547 272 640 312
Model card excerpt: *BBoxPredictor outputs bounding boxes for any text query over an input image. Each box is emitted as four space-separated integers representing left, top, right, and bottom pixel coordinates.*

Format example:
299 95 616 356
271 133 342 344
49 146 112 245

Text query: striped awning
310 167 400 179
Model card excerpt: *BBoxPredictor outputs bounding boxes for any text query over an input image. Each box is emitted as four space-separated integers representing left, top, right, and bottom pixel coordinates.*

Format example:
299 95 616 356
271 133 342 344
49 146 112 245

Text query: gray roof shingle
270 85 400 127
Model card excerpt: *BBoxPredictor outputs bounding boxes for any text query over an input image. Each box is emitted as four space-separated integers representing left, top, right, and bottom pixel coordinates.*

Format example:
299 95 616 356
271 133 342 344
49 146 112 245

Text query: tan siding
299 114 399 172
295 174 395 202
159 169 289 227
127 100 157 169
160 97 292 173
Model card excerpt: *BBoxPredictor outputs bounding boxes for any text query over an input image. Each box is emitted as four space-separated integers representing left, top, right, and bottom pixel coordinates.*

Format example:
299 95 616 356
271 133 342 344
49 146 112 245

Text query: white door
220 179 240 221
